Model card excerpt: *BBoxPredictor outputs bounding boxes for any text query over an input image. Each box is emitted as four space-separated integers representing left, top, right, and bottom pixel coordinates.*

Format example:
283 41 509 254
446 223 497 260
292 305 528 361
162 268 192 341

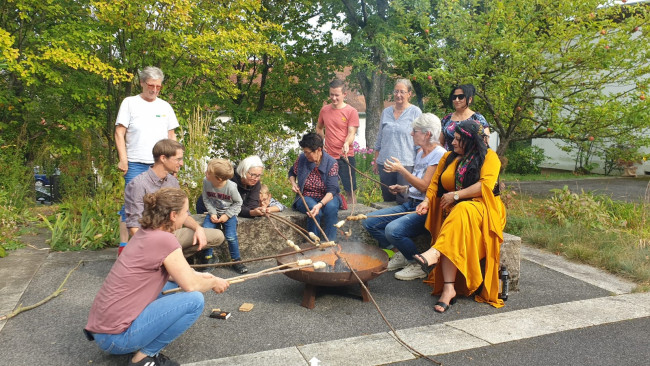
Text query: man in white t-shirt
114 66 180 255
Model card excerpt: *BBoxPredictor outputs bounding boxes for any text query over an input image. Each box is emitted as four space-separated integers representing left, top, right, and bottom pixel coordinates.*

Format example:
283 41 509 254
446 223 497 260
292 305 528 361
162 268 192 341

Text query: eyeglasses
246 172 262 179
146 83 162 90
412 129 423 134
393 90 409 95
451 94 466 101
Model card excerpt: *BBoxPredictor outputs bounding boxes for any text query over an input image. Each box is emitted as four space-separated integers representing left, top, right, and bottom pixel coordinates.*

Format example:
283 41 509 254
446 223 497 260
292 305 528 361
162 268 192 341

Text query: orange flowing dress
423 149 506 308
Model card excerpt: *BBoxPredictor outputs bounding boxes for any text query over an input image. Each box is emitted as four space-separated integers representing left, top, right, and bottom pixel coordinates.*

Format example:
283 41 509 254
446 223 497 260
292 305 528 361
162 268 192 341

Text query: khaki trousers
174 228 224 258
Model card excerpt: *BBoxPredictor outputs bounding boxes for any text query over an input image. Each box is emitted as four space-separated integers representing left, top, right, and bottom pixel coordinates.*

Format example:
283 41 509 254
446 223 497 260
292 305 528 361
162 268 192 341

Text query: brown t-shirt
85 229 180 334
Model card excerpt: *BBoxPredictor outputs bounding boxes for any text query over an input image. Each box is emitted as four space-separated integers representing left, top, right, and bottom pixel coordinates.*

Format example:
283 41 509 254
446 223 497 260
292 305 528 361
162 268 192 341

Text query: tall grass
506 182 650 288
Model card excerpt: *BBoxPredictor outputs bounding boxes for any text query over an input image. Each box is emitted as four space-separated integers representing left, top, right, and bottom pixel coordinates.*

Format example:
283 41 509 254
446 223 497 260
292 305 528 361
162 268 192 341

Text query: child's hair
260 184 270 195
140 187 187 232
206 158 234 180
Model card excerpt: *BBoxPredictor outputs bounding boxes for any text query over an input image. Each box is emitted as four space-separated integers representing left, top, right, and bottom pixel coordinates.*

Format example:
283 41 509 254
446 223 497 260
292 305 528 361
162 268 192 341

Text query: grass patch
507 190 650 288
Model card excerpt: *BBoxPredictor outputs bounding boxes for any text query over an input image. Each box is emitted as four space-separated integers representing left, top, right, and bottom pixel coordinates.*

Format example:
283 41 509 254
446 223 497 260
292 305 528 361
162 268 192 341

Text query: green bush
0 145 33 254
40 166 122 251
539 185 624 230
209 112 307 170
505 144 546 174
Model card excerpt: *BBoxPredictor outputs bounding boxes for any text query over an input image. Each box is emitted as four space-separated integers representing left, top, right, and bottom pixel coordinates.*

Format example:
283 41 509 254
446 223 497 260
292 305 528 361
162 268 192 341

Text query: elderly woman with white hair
231 155 267 217
196 155 266 218
363 113 446 281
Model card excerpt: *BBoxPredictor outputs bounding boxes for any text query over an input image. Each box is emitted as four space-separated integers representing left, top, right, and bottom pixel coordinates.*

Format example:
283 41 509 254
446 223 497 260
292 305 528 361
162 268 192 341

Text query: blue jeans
203 214 240 260
119 162 152 221
93 282 204 357
293 195 339 241
362 200 427 260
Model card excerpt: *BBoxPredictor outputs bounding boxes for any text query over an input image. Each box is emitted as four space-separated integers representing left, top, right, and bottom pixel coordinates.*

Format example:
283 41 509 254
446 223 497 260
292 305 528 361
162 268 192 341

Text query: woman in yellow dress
414 120 505 313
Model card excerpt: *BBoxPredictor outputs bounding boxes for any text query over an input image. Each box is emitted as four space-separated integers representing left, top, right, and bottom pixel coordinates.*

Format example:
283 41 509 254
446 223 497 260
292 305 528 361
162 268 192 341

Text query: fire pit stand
276 243 388 309
300 282 371 309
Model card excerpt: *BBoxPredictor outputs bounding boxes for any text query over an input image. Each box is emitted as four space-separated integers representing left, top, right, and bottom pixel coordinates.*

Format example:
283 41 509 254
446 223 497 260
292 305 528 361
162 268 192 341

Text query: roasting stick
267 213 309 234
296 189 330 243
227 261 326 284
191 245 323 270
341 157 391 189
236 259 313 278
345 211 416 222
162 261 327 294
338 255 442 365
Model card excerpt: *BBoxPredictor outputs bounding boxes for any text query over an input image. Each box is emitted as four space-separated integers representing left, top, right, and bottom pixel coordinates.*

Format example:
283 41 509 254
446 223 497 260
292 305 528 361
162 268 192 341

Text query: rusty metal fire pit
276 242 388 309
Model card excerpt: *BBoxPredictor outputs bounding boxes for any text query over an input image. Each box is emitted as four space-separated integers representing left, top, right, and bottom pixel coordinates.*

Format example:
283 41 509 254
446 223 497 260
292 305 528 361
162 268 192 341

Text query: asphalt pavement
1 176 649 366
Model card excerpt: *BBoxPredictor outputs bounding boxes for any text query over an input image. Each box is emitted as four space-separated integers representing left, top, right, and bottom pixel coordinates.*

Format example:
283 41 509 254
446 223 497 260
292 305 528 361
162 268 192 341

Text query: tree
1 0 285 171
391 0 650 158
0 0 131 162
320 0 394 149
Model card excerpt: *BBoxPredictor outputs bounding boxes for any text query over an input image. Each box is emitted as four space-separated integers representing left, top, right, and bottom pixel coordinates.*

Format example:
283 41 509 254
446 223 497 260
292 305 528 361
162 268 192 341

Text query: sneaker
232 261 248 274
196 254 219 273
128 353 180 366
394 263 427 281
387 252 409 271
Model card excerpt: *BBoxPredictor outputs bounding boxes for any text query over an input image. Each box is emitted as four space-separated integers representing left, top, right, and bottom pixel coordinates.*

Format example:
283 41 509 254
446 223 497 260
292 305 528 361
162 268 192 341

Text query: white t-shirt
408 145 447 200
116 95 179 164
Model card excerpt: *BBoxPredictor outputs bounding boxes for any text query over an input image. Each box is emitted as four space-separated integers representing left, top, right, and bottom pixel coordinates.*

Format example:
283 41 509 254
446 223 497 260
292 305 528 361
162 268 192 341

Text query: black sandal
434 281 457 313
434 297 457 313
413 251 438 274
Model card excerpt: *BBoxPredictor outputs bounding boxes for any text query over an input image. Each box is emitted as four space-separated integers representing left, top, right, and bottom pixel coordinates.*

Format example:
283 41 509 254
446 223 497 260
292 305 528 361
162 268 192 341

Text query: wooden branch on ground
0 260 83 321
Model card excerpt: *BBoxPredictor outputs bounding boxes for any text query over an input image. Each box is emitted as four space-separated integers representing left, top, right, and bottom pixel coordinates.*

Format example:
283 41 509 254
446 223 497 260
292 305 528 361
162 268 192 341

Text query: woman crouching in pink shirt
85 187 229 366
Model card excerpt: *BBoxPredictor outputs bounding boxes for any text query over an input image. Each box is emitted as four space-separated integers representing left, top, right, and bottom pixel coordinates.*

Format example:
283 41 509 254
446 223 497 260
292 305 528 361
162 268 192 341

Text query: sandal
434 281 457 314
434 297 457 313
413 250 439 274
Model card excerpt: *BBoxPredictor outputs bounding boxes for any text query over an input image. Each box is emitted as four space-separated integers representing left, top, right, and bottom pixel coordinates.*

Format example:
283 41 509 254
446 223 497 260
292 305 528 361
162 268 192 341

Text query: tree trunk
496 137 510 158
359 70 387 150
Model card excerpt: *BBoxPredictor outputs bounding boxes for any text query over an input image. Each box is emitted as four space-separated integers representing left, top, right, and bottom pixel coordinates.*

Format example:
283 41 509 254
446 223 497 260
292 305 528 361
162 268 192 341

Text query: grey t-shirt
408 145 447 200
202 178 243 218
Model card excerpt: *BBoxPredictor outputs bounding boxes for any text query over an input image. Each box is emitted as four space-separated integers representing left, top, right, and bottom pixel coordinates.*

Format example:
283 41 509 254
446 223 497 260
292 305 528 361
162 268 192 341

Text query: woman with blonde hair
373 78 423 203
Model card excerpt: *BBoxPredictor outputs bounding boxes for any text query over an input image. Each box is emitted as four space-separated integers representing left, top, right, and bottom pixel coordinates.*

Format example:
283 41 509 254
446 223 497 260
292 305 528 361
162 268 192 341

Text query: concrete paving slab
446 303 591 344
185 346 307 366
297 333 415 366
521 245 636 294
392 323 490 356
559 295 650 326
614 291 650 310
0 247 49 333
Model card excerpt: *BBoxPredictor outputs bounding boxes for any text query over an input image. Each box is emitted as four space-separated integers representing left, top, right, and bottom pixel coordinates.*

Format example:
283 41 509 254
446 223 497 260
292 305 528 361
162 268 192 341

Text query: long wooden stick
343 159 391 189
296 189 330 242
0 260 83 321
162 264 316 294
339 256 442 365
226 264 316 284
368 210 416 218
267 213 309 234
191 245 321 269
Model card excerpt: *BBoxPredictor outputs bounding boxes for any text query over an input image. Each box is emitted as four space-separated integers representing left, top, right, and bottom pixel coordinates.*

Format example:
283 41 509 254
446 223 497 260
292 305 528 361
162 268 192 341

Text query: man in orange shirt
316 79 360 204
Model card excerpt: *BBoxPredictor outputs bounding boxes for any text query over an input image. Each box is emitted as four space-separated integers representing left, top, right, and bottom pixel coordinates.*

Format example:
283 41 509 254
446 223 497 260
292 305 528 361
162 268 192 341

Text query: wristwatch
453 192 459 201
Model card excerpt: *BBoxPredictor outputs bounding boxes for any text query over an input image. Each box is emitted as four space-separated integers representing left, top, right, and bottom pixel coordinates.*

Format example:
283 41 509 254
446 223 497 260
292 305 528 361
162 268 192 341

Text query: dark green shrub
505 144 546 174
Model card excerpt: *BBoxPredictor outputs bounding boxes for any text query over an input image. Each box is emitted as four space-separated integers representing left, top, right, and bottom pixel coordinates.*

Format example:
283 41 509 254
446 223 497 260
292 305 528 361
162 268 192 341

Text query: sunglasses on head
451 94 466 101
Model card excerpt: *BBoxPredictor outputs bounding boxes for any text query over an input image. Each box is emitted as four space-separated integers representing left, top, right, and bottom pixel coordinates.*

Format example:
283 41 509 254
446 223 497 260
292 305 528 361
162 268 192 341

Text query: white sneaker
387 252 409 271
395 263 427 280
